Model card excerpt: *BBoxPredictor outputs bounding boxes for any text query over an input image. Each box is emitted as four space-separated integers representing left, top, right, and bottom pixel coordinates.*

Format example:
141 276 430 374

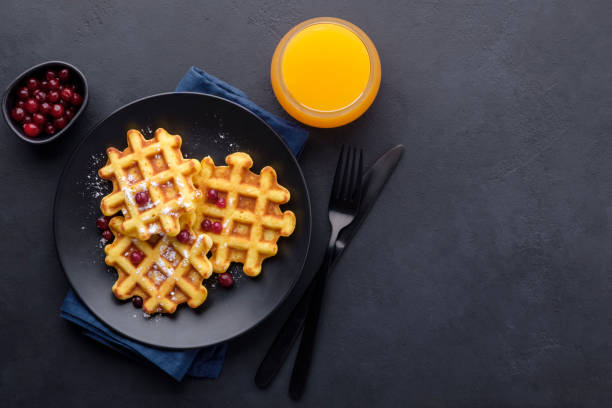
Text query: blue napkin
60 67 309 381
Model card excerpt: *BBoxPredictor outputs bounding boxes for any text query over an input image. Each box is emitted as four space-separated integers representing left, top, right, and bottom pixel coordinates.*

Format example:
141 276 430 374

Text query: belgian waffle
192 152 296 276
98 128 201 241
104 222 213 314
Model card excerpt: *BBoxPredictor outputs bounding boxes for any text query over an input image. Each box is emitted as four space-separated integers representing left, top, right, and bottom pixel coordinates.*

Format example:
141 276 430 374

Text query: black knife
255 145 404 390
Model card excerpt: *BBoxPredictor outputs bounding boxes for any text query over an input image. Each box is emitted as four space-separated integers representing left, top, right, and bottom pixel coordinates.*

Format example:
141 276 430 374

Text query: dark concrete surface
2 1 612 407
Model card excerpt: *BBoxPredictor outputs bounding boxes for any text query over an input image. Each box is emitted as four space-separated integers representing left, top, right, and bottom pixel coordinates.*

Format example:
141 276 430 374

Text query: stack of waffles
98 128 295 314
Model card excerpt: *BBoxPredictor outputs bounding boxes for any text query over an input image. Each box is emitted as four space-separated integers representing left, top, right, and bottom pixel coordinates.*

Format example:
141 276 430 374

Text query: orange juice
271 17 381 128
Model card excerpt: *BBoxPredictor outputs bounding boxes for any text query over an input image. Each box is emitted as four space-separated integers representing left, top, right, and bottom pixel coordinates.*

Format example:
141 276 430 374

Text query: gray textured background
2 1 612 407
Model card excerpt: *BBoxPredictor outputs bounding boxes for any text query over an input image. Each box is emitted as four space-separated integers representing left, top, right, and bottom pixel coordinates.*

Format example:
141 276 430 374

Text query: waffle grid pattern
99 128 201 240
105 225 213 314
193 152 296 276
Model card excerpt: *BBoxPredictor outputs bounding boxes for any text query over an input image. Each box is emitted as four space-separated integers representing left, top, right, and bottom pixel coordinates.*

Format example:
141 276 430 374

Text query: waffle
192 152 296 276
98 128 201 241
104 221 213 314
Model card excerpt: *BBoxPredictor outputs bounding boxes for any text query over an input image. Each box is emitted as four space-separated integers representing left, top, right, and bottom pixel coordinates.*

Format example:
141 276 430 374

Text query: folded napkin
60 67 309 381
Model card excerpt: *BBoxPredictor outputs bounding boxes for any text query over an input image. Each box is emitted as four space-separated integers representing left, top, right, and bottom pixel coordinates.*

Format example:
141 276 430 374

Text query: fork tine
340 146 355 200
346 146 358 201
330 145 345 200
353 149 363 201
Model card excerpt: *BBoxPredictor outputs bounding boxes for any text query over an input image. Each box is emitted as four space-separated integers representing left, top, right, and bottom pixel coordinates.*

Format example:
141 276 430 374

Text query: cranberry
129 250 144 265
65 107 75 120
207 189 218 201
33 113 46 126
132 296 143 308
201 219 212 231
17 87 29 100
40 80 48 90
34 91 47 103
71 92 83 106
48 78 59 90
26 77 38 90
23 115 32 123
212 221 223 234
39 102 51 114
102 229 113 241
135 191 149 205
23 123 41 138
24 99 38 114
177 229 191 243
216 197 226 208
47 90 60 102
50 103 64 118
16 100 25 108
58 68 70 82
60 87 73 101
45 70 57 81
96 216 109 230
218 273 234 288
45 123 56 135
54 116 67 129
10 107 25 122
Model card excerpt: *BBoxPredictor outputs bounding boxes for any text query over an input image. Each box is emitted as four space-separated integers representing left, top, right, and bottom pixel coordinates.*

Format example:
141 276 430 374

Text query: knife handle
254 266 322 388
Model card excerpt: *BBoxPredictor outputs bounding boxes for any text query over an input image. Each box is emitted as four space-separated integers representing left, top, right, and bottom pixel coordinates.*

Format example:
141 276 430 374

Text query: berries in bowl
2 61 88 144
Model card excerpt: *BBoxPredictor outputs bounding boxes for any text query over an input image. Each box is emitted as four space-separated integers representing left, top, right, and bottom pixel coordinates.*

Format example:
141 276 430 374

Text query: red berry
58 68 70 82
47 90 60 102
26 78 38 90
23 115 32 123
54 116 67 129
24 99 39 114
65 107 75 120
39 102 51 114
177 229 191 244
207 189 218 201
16 100 25 108
71 92 83 106
10 107 25 122
40 80 48 90
34 91 47 103
102 229 113 241
33 113 46 126
132 296 143 308
17 87 29 100
96 216 109 230
61 87 73 101
23 123 41 138
216 197 226 208
135 191 149 205
212 221 223 234
201 219 212 231
129 250 144 265
45 123 56 135
45 70 57 81
218 273 234 288
50 103 64 118
48 78 59 90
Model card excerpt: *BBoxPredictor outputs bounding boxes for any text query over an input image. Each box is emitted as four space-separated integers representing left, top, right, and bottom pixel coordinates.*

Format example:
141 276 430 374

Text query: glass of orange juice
271 17 381 128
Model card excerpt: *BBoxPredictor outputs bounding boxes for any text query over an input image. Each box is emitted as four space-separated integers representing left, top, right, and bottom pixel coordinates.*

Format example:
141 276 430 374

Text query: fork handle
254 248 332 389
288 248 333 400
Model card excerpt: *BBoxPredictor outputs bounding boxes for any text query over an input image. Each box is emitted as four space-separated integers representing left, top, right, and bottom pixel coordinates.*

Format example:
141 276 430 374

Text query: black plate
54 92 311 349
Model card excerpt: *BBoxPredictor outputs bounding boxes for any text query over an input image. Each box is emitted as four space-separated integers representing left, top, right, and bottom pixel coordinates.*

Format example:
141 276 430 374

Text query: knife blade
255 144 404 389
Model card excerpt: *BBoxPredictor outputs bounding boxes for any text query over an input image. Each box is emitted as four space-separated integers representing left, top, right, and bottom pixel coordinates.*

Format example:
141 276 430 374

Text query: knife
255 144 404 389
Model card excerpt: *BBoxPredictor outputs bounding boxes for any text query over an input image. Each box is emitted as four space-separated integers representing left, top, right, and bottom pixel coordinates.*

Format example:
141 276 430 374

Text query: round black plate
54 92 311 349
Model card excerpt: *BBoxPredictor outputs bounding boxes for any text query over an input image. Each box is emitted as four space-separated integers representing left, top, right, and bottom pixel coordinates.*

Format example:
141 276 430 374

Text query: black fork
288 146 364 400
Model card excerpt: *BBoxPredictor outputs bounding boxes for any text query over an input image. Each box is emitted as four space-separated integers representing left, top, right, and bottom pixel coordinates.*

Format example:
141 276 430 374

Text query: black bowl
2 60 88 144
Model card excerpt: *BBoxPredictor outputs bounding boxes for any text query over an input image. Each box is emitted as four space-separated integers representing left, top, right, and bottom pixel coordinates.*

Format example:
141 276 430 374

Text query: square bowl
2 60 88 144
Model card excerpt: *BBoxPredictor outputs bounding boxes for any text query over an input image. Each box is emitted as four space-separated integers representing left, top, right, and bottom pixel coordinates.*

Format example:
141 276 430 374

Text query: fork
288 145 364 400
